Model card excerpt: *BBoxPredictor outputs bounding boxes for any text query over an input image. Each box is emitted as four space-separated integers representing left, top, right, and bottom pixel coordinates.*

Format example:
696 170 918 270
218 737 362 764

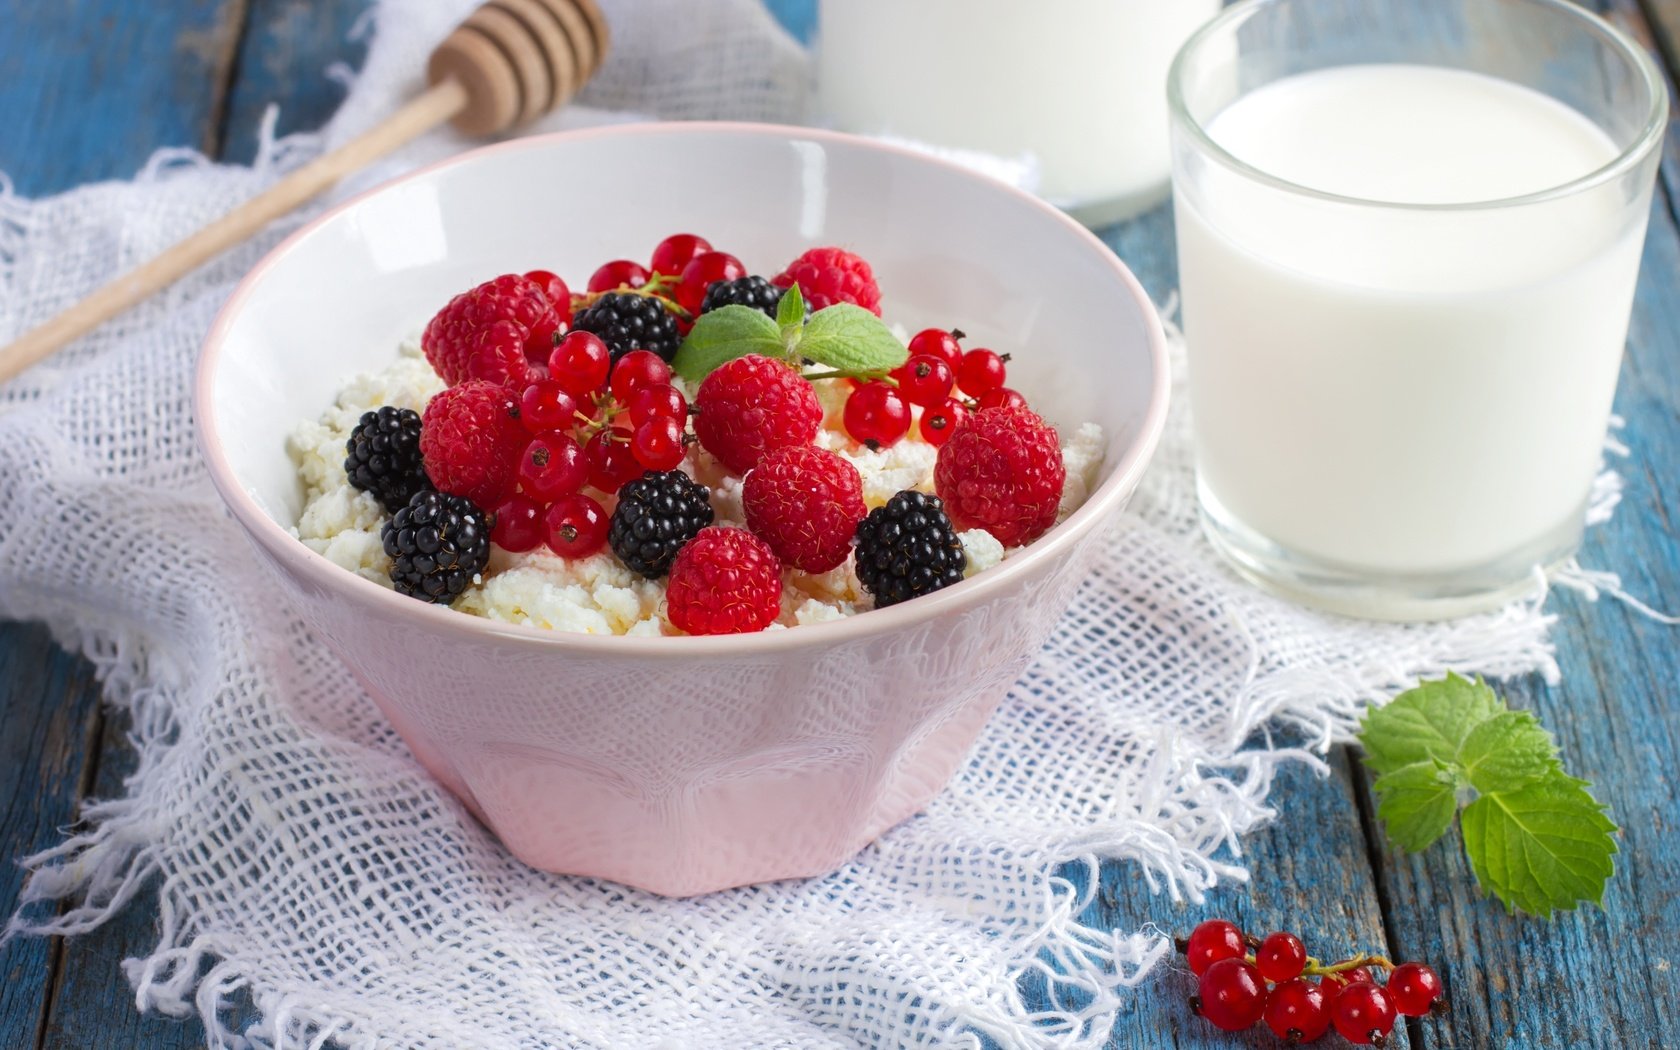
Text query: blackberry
699 275 785 319
853 490 967 608
344 406 430 513
608 470 715 578
572 292 682 364
382 490 491 604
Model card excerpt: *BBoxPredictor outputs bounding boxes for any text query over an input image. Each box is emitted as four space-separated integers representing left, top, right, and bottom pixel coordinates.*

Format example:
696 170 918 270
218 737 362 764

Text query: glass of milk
817 0 1221 225
1168 0 1666 620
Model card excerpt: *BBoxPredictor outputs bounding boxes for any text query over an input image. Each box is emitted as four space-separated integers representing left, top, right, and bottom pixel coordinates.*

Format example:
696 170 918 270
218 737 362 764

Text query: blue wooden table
1 2 1676 1047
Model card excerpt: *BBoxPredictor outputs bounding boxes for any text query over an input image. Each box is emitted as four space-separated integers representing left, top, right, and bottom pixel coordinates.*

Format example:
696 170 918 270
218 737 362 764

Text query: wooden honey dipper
0 0 608 385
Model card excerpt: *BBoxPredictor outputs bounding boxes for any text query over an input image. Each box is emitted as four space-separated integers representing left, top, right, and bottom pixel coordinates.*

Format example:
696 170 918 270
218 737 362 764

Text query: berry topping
772 246 882 315
976 387 1027 412
1184 919 1247 978
1193 958 1268 1032
584 427 643 494
587 259 650 293
933 405 1065 546
743 445 867 573
382 489 490 605
853 490 966 608
344 406 429 514
665 527 783 635
490 494 544 553
626 383 687 426
891 354 955 408
547 331 612 396
1263 978 1331 1043
519 380 582 434
544 493 609 559
522 269 572 326
610 349 675 405
649 232 713 277
1257 931 1308 983
699 275 785 319
631 415 687 471
906 327 964 372
420 380 527 508
956 348 1008 396
422 273 560 386
842 380 912 448
693 354 823 473
918 398 967 447
1387 962 1445 1017
608 469 715 578
676 251 747 315
516 431 589 503
573 292 682 364
1331 983 1397 1045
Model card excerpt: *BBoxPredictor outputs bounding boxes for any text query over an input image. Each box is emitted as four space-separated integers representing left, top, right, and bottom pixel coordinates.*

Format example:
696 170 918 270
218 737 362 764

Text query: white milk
1177 65 1648 576
818 0 1220 213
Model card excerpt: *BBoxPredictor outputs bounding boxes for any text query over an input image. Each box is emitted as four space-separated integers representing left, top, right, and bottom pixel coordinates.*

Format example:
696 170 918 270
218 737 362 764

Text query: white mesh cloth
0 2 1626 1047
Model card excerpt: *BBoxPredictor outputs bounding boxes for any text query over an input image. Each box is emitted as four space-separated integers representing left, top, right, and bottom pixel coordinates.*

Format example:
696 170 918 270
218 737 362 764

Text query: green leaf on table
776 281 806 334
1372 760 1460 852
799 304 908 375
1462 773 1619 916
671 305 784 383
1356 673 1617 917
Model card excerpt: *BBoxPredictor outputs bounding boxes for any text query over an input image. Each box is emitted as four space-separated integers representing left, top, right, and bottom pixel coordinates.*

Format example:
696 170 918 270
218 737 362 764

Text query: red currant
976 387 1028 412
517 431 588 503
906 327 963 373
676 251 746 314
1331 983 1396 1045
1387 962 1444 1017
627 383 687 426
649 233 713 277
584 427 643 493
520 380 582 434
1193 958 1267 1032
890 354 955 407
587 259 650 293
609 350 673 404
1185 919 1247 977
1263 978 1331 1043
548 331 612 396
523 269 571 318
956 348 1008 396
1320 968 1374 997
843 381 911 447
1256 931 1307 983
918 397 968 446
543 493 608 558
490 494 544 553
631 416 687 470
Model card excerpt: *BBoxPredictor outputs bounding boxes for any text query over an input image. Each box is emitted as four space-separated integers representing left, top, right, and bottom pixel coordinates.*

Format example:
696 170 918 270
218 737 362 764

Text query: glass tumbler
1168 0 1666 620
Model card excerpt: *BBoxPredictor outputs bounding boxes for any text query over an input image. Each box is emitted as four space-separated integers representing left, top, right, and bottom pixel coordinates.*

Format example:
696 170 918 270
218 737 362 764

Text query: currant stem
1300 952 1396 977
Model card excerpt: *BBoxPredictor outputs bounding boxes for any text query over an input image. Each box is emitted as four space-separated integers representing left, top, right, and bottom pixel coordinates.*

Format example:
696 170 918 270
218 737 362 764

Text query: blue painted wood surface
0 1 1675 1047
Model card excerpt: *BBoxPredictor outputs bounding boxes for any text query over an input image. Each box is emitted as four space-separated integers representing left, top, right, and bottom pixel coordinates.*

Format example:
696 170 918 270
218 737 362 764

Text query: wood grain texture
218 0 370 164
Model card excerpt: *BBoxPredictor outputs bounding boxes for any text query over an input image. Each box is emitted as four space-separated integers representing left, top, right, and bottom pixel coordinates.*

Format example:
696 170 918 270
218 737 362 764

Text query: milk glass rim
1167 0 1668 212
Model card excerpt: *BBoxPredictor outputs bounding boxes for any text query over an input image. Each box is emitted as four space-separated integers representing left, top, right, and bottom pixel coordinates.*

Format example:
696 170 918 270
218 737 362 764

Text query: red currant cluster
844 327 1026 447
585 232 743 322
1180 919 1444 1046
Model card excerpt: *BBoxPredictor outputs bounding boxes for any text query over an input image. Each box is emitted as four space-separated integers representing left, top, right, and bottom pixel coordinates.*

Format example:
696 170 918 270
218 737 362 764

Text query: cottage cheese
288 345 1106 635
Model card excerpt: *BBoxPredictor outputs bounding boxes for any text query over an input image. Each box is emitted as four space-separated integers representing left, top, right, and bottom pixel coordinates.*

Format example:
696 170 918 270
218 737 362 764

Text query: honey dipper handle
0 78 469 387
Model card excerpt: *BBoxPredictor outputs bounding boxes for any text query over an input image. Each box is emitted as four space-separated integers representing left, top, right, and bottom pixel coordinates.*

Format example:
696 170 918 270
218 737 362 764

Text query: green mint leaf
798 304 909 375
1458 709 1560 794
1461 772 1618 916
1372 760 1460 852
777 282 806 333
671 305 784 384
1357 672 1502 777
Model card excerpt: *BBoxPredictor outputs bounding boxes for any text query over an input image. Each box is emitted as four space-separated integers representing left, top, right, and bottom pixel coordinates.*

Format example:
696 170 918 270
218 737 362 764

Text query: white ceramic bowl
197 123 1169 895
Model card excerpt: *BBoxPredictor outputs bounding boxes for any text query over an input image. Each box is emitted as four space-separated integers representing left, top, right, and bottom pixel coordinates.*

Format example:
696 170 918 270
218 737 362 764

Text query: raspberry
743 445 866 573
933 405 1065 547
608 469 715 578
419 380 527 508
422 274 560 386
693 354 822 473
772 246 881 315
382 490 490 604
853 490 967 608
344 406 429 513
572 291 682 364
699 275 785 319
665 527 783 635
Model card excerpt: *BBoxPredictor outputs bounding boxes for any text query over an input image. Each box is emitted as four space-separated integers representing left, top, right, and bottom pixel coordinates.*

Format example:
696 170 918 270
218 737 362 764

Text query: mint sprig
672 290 906 384
1358 673 1617 916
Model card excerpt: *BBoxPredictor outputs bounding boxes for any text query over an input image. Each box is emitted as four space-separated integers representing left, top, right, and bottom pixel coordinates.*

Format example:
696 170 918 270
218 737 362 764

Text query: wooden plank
217 0 371 164
0 0 246 196
0 625 104 1050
